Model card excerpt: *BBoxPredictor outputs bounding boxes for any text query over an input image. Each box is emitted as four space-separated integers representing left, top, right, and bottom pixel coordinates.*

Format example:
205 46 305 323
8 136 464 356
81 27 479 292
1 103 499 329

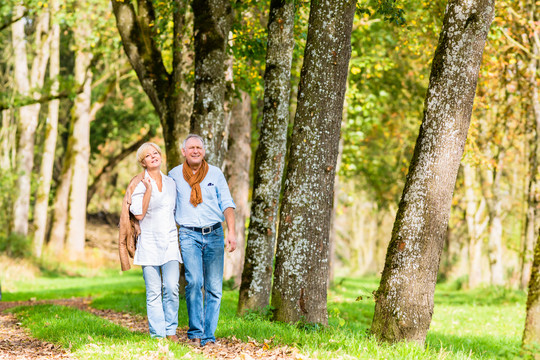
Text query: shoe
188 338 201 346
202 341 217 348
166 335 179 343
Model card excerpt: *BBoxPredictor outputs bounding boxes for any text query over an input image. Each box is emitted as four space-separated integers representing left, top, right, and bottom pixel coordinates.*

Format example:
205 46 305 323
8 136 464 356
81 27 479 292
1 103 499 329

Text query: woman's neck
147 168 161 180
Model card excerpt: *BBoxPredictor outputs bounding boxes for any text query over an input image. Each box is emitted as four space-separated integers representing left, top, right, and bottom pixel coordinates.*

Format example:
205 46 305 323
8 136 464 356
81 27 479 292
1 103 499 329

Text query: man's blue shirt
168 163 236 227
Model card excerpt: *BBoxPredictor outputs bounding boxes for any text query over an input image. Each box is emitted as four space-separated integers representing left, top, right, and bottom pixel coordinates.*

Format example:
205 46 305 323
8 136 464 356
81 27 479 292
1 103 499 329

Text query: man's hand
225 232 237 252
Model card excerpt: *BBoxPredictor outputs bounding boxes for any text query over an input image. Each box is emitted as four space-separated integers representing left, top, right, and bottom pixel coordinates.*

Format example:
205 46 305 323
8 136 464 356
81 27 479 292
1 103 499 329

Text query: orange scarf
183 159 209 207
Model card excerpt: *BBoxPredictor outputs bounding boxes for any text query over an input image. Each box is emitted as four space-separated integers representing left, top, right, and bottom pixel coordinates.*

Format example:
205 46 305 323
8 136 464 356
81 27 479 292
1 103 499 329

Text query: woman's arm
134 177 152 220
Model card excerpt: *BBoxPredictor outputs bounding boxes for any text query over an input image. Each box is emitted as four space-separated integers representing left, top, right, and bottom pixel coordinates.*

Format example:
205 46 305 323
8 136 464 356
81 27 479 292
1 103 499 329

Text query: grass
8 304 203 360
2 269 532 359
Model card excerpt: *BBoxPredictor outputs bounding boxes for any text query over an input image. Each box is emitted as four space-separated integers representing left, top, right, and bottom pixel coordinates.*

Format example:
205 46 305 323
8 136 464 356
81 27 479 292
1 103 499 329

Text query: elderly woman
126 142 181 341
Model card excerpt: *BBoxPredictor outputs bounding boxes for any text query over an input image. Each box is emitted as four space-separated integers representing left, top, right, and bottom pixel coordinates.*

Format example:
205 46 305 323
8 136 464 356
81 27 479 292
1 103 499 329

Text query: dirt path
0 299 311 360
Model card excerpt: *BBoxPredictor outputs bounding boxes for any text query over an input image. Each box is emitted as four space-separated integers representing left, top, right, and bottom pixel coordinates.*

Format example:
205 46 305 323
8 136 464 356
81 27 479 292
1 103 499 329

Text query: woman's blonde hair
136 142 162 168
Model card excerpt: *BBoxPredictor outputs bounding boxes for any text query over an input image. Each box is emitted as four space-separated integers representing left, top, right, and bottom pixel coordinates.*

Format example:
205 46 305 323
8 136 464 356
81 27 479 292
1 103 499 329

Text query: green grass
2 270 532 359
8 304 203 360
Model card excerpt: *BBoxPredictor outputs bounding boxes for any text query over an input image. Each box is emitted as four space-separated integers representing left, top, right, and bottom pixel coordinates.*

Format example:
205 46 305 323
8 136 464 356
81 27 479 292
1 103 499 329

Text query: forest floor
1 214 312 359
0 297 311 360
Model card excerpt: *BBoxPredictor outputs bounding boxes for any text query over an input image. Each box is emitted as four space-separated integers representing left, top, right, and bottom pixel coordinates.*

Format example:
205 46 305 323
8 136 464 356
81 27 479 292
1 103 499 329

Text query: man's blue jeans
179 226 224 345
142 260 180 338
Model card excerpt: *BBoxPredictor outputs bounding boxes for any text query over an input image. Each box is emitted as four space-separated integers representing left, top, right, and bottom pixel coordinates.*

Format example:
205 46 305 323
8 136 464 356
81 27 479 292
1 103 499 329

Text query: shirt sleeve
129 181 146 216
216 170 236 212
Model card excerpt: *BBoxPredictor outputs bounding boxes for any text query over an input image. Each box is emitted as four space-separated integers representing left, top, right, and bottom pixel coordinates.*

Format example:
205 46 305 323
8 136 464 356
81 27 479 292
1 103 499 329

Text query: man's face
182 138 206 167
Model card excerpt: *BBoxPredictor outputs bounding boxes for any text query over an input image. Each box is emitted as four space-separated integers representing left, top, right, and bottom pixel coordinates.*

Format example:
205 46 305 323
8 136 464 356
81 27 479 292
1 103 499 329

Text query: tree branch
87 135 151 205
0 10 28 33
111 0 171 118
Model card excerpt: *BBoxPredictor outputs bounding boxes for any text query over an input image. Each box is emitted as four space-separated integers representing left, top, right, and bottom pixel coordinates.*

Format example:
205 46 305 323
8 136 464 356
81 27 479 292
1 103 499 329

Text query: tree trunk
523 232 540 347
33 0 60 258
111 0 191 170
484 152 505 286
48 153 73 256
223 91 251 286
464 162 487 288
271 0 356 325
11 5 50 236
189 0 233 167
521 15 540 289
370 0 494 344
237 0 296 314
65 29 93 260
0 109 16 171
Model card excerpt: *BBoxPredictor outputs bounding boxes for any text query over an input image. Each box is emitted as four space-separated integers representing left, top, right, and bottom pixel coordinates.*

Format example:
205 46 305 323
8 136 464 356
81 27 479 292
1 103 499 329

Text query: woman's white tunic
130 171 181 266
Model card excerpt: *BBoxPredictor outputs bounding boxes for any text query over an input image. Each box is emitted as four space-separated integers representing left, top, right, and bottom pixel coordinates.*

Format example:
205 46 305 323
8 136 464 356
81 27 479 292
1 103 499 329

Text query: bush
0 232 32 258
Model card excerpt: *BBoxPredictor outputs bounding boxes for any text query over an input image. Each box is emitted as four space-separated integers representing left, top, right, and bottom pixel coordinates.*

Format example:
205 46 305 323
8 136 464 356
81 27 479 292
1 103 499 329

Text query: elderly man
168 134 237 347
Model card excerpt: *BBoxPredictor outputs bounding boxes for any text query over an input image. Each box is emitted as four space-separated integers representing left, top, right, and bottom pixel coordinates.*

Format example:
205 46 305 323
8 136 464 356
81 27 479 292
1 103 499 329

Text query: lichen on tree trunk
237 0 296 314
271 0 356 325
370 0 495 344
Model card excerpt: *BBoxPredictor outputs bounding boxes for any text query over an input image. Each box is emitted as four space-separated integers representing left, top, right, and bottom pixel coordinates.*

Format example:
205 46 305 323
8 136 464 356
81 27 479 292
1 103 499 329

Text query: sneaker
188 338 201 346
166 335 179 343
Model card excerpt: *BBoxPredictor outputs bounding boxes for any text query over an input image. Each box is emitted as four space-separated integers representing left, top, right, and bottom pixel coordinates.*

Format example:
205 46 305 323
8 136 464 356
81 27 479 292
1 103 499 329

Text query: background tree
271 0 356 324
370 0 495 344
237 0 296 314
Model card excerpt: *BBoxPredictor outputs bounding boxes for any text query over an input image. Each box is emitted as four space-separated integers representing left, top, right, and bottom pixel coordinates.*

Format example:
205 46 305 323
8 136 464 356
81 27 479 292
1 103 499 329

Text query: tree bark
33 0 60 258
237 0 296 314
271 0 356 325
523 232 540 347
370 0 494 344
11 5 50 236
111 0 191 170
223 91 251 286
189 0 233 167
521 12 540 289
464 162 487 288
65 27 93 260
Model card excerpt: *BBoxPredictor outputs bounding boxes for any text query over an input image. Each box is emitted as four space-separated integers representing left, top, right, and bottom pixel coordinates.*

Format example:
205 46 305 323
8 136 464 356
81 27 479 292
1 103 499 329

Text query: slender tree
33 0 60 257
223 91 252 285
271 0 356 324
370 0 495 344
11 4 50 236
237 0 296 314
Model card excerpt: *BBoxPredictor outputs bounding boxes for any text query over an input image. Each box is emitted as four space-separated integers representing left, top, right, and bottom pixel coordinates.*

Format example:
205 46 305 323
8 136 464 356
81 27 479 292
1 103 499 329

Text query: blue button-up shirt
168 163 236 227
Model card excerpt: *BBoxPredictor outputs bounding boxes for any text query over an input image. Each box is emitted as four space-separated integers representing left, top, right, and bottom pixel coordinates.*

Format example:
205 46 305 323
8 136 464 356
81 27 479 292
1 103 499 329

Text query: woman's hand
142 177 152 191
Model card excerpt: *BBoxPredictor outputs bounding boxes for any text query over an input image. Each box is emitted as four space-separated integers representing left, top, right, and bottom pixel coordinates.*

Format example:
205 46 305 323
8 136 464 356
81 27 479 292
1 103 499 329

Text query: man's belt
181 223 221 235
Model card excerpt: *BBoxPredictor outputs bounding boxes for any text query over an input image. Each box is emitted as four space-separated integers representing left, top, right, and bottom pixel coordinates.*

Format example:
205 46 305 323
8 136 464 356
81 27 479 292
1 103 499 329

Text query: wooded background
0 0 538 347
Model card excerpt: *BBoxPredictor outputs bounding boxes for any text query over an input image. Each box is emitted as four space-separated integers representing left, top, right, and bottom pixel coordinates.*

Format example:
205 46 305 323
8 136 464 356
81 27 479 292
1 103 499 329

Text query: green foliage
0 232 32 258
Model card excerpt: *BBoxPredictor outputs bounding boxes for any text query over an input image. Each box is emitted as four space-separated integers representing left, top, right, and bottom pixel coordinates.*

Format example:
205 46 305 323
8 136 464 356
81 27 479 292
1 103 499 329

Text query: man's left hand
226 233 237 252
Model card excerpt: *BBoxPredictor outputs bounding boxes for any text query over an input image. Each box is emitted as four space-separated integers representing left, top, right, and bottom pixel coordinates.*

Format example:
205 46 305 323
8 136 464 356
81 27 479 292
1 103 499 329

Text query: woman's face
141 146 162 169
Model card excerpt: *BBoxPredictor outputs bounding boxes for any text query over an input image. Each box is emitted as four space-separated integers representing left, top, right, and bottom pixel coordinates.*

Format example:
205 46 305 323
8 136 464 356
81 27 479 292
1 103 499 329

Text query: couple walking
118 134 236 347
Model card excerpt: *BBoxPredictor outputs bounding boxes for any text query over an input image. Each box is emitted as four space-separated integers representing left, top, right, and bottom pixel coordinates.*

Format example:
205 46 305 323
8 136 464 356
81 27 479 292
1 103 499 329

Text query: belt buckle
202 226 212 235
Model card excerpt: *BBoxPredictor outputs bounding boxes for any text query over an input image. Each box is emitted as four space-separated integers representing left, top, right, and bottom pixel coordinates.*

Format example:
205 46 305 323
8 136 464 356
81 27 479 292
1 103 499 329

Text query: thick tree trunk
189 0 233 167
237 0 296 314
271 0 356 325
523 232 540 347
223 91 251 286
34 0 60 257
370 0 494 344
11 6 50 236
111 0 191 170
